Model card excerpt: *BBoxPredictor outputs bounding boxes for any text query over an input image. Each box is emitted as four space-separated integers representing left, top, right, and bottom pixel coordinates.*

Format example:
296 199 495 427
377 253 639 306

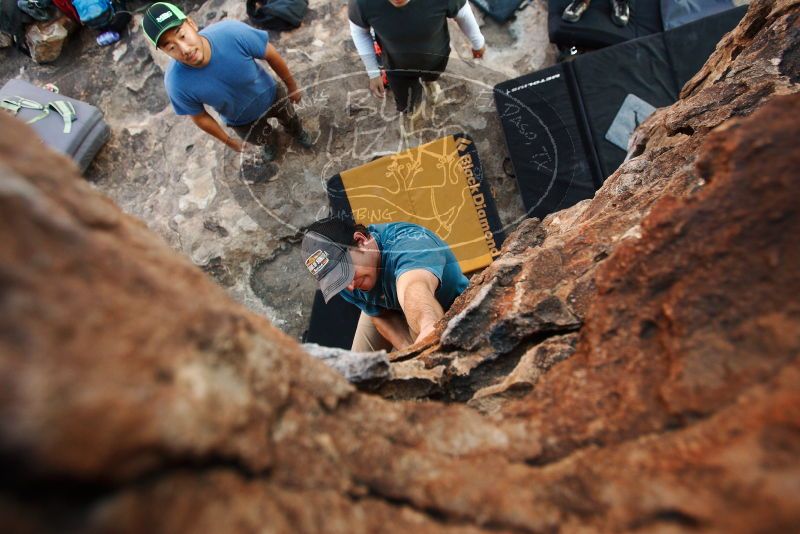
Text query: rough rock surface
303 343 390 383
0 0 554 339
24 16 76 64
379 0 800 408
2 90 799 532
0 111 541 533
1 1 799 532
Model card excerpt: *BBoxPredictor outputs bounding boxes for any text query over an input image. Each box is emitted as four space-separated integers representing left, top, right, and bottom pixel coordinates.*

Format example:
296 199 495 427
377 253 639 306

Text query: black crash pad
495 63 600 219
548 0 663 50
498 5 746 219
304 290 361 350
326 133 505 275
548 0 744 51
664 5 749 89
573 32 679 178
469 0 529 23
661 0 740 31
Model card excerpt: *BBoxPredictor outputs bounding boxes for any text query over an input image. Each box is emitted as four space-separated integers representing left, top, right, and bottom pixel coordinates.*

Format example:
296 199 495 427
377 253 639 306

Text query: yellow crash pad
327 133 504 274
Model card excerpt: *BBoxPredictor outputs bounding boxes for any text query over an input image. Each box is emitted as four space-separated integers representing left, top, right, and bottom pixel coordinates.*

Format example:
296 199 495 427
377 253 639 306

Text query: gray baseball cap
301 218 357 303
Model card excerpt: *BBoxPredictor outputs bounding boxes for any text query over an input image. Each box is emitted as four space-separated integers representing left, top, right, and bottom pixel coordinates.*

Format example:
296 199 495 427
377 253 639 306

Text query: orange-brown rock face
389 0 800 405
1 1 799 532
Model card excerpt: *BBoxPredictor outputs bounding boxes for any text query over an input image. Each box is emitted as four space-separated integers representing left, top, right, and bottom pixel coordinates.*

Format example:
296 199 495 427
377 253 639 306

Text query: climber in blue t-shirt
142 2 313 164
301 218 469 352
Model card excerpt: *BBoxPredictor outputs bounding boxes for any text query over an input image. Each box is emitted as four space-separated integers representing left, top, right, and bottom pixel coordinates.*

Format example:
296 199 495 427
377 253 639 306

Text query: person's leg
562 0 591 23
406 77 425 113
420 55 449 106
419 53 449 84
230 114 280 182
351 312 394 352
231 113 274 147
267 82 304 138
232 115 279 160
385 69 424 113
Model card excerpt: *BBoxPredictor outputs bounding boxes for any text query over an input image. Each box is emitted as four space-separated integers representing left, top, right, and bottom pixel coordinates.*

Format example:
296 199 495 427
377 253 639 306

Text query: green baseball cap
142 2 187 47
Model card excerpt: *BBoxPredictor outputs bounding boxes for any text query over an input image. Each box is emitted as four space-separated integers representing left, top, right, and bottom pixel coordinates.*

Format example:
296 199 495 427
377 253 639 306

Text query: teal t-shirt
339 223 468 317
164 20 277 126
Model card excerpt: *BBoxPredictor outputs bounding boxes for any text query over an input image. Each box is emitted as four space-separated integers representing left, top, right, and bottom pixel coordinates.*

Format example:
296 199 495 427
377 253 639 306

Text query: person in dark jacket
348 0 486 119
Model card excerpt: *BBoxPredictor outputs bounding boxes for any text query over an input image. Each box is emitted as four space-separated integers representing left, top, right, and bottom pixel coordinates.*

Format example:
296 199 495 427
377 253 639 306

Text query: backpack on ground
16 0 56 22
246 0 308 32
72 0 114 29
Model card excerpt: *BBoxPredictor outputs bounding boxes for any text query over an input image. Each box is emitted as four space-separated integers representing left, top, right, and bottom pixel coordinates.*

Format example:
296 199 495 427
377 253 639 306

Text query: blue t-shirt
340 223 469 317
164 20 277 126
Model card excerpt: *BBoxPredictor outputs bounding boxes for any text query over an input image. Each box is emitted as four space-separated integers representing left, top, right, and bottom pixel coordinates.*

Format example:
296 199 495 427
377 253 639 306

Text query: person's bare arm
190 110 242 152
370 310 415 350
396 269 444 344
264 43 301 103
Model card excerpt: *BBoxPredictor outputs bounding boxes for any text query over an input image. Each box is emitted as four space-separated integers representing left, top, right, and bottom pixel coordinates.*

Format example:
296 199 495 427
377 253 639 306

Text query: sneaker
241 162 278 184
610 0 630 27
562 0 590 23
262 143 278 162
294 130 314 149
422 81 444 106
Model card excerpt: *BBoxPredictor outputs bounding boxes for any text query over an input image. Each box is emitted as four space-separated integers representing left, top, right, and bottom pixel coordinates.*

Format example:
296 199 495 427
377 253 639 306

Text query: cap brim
318 251 354 303
154 19 185 47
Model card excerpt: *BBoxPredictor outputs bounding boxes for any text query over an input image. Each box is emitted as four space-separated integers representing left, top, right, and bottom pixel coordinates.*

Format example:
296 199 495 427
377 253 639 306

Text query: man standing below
301 217 468 352
142 3 313 163
348 0 486 119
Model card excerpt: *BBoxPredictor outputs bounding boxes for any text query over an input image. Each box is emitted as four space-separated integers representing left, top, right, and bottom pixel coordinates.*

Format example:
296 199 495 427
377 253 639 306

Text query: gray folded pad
0 78 110 173
605 94 656 151
661 0 740 31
